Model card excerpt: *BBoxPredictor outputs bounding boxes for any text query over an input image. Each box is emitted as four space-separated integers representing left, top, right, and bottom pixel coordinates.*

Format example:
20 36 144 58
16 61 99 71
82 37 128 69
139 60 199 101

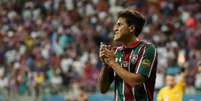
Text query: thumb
111 47 116 53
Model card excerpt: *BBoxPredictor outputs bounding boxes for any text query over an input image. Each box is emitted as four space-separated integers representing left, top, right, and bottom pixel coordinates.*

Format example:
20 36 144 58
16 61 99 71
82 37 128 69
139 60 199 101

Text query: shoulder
142 40 157 49
140 40 157 54
159 86 168 93
176 79 184 88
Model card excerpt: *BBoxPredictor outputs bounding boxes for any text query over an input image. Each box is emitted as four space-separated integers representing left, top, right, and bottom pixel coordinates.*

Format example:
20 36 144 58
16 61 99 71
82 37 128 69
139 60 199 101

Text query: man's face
113 17 131 42
166 75 176 88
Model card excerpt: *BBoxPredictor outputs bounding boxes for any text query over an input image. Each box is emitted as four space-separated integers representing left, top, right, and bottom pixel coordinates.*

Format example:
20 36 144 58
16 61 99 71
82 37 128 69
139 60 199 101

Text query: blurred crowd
0 0 201 100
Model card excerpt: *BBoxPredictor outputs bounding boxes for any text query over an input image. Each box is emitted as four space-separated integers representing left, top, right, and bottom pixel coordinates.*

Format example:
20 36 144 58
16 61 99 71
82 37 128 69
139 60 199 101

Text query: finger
101 46 113 54
106 45 112 50
100 46 106 52
101 50 115 60
100 54 105 58
100 42 108 49
101 48 109 54
103 58 111 65
100 48 107 55
101 42 111 49
100 42 106 47
111 47 115 53
99 50 103 56
99 51 107 58
100 46 109 52
100 52 109 59
100 50 107 56
100 44 107 51
102 47 111 54
100 42 104 45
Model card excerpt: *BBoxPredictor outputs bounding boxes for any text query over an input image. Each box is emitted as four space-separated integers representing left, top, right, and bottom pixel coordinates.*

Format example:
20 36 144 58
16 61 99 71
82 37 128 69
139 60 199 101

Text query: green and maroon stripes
134 45 146 73
145 56 158 101
148 47 157 78
137 44 156 78
113 41 157 101
124 49 134 101
132 44 146 100
124 83 134 101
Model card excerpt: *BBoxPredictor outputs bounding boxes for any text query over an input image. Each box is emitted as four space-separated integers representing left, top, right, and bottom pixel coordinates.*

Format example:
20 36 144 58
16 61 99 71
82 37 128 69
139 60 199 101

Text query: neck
168 86 174 89
123 35 138 46
167 84 175 89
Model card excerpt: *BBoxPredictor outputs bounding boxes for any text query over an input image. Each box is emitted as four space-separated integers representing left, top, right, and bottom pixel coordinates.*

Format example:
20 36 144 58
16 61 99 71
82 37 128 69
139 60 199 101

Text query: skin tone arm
99 43 114 93
109 61 146 87
98 64 114 93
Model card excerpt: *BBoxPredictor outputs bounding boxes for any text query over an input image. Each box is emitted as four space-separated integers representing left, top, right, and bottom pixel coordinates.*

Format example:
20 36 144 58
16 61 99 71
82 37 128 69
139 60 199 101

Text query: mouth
113 32 119 40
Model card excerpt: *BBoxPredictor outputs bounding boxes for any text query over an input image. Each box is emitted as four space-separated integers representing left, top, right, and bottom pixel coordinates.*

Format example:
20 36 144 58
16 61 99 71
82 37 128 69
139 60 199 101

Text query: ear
129 25 135 33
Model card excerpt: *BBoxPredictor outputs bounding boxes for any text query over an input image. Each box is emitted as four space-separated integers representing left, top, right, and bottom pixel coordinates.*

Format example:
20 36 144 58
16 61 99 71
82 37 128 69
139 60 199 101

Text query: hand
99 42 115 67
99 42 109 63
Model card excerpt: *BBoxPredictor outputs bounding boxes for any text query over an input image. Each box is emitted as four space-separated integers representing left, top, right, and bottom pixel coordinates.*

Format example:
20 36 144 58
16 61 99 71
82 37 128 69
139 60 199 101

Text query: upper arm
176 78 184 91
136 44 157 79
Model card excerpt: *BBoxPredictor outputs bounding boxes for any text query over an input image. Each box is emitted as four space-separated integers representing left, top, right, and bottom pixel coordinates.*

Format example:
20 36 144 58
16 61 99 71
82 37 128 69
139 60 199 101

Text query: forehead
116 17 127 24
166 75 175 80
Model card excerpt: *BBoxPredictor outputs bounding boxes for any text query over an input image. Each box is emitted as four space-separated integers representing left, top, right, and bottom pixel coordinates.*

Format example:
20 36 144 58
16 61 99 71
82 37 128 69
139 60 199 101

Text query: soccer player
99 10 158 101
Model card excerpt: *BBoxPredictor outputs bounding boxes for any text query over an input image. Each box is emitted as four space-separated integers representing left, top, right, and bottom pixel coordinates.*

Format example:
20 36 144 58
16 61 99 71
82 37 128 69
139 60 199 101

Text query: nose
113 25 118 33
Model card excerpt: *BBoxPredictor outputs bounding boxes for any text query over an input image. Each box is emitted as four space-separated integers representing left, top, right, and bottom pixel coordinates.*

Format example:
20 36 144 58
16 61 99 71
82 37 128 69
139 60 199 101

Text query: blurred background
0 0 201 101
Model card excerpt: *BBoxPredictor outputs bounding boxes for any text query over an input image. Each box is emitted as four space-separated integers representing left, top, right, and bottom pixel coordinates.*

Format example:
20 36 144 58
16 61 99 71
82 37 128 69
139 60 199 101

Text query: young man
99 10 158 101
157 72 185 101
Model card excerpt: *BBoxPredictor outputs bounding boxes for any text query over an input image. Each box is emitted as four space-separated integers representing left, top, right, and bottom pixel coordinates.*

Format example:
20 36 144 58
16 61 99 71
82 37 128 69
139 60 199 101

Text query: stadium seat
0 96 5 101
41 96 65 101
183 95 201 101
88 95 114 101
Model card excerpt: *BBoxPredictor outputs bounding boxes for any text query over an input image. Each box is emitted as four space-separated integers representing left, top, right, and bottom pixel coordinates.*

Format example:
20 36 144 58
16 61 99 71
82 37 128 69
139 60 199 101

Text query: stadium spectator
0 0 200 99
157 70 186 101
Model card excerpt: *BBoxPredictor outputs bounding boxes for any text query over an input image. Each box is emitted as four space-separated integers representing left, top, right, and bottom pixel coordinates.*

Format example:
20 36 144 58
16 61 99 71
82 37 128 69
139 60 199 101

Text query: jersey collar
123 39 141 49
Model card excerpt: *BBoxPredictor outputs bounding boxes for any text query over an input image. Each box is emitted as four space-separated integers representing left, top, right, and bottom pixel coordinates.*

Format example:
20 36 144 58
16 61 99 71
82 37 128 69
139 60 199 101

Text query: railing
0 95 200 101
0 86 201 101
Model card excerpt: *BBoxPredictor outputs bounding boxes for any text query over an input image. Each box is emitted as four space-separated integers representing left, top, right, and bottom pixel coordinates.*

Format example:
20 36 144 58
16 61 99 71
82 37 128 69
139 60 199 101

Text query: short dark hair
117 10 145 36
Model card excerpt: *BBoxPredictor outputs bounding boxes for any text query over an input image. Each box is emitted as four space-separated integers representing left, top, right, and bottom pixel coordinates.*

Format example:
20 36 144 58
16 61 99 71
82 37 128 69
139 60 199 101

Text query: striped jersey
114 40 157 101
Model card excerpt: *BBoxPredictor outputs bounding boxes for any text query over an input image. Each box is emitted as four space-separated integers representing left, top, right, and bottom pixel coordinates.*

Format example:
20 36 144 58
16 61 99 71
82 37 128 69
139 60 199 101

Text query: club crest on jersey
131 53 138 64
122 61 129 67
142 59 151 68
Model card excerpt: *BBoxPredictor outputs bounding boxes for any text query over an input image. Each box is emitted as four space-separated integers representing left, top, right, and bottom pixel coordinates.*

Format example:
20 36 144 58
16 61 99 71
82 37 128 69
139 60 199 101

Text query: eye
116 22 121 26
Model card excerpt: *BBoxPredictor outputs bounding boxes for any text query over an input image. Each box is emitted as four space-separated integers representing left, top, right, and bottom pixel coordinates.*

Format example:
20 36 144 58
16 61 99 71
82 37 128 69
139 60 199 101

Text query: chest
115 49 139 71
163 88 183 99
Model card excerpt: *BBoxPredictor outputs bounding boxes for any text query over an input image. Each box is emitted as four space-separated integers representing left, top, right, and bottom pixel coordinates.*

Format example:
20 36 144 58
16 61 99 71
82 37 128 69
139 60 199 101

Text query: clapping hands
99 42 115 67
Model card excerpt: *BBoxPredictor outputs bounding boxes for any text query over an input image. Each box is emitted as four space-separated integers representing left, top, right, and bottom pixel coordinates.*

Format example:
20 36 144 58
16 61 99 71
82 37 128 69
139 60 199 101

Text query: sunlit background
0 0 201 101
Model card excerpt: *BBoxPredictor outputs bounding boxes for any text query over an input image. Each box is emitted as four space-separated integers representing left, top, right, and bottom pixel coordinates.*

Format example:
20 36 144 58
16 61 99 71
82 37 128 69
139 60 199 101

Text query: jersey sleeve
136 44 157 78
176 75 184 91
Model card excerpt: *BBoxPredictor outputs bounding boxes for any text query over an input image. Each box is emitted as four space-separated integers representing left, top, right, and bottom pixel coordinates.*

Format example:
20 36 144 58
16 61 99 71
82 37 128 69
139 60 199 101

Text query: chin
113 34 120 41
113 37 120 42
113 35 124 42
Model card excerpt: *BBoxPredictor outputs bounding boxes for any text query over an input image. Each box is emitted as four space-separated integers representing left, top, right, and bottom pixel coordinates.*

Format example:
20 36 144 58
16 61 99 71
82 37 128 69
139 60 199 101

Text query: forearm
99 64 114 93
109 62 145 87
